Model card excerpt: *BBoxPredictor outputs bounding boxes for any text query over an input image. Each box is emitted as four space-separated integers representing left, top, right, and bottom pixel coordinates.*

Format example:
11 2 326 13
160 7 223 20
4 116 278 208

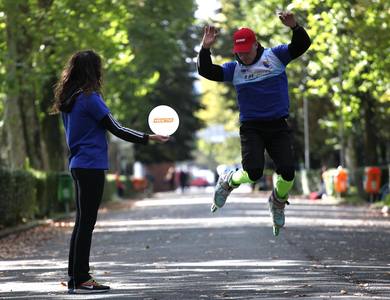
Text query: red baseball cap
233 27 256 53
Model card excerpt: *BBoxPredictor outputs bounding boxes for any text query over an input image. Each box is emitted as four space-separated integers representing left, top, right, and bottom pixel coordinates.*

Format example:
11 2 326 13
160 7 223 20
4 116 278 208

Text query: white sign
148 105 179 136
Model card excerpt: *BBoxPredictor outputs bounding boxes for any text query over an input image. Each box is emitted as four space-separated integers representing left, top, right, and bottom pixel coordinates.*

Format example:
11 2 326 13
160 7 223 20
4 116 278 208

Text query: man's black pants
68 168 105 287
240 118 295 182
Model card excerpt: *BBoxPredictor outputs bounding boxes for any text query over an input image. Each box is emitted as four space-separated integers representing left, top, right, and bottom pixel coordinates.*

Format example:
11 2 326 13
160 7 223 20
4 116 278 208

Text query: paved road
1 189 390 299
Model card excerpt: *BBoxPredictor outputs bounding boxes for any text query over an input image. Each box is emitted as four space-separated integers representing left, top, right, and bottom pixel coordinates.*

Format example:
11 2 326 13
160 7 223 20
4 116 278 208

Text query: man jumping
197 11 311 236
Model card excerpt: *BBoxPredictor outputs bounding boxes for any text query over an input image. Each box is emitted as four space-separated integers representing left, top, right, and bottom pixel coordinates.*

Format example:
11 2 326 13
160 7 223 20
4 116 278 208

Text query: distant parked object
190 177 210 187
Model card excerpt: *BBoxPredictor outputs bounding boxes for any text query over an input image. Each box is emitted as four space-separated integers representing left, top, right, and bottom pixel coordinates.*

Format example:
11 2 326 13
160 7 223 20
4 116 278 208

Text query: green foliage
195 136 241 168
0 0 201 169
292 0 389 166
0 5 4 119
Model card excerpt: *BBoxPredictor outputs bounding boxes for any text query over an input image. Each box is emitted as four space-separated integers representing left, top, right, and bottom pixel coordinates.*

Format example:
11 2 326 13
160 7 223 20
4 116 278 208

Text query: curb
0 212 74 239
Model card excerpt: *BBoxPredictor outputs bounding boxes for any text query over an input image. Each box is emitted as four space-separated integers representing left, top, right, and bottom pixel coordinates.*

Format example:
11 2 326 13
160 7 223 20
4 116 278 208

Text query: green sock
230 169 255 186
275 175 294 199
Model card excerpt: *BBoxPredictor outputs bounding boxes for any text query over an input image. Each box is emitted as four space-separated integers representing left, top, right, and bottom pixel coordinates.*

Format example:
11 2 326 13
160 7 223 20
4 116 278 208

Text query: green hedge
0 169 71 228
0 169 36 227
0 169 136 228
33 171 61 218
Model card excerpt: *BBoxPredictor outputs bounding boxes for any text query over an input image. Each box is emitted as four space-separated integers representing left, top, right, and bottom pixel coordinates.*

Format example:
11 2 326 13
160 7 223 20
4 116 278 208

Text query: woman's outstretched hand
149 134 170 143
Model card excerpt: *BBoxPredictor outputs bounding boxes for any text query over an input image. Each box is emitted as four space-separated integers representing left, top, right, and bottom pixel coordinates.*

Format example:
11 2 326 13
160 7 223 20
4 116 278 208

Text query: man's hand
201 25 219 49
278 11 297 28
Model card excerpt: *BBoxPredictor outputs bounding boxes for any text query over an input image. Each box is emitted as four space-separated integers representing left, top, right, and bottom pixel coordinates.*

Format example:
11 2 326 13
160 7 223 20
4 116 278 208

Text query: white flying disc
148 105 179 136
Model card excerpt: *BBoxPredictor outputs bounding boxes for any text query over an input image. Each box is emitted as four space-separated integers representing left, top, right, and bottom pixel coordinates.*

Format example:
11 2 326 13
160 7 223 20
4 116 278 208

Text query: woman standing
52 50 169 294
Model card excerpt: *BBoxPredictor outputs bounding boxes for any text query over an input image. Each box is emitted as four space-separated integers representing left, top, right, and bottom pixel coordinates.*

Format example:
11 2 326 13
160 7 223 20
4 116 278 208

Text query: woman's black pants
68 168 105 287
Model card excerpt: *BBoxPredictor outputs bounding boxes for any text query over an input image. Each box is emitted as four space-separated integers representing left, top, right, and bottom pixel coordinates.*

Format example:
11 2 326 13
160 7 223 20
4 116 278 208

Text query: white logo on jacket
233 48 285 85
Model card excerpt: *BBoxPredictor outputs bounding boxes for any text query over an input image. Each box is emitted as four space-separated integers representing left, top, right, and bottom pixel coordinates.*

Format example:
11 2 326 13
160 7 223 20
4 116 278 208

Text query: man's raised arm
279 11 311 59
197 25 224 82
288 25 311 59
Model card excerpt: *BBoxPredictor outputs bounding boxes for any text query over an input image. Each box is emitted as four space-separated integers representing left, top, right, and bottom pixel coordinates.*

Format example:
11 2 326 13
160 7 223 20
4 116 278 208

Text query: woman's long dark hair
51 50 102 114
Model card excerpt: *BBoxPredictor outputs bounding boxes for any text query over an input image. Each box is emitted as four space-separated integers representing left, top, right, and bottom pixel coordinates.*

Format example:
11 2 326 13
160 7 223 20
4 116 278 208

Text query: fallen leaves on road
0 200 135 259
0 221 71 259
99 199 136 213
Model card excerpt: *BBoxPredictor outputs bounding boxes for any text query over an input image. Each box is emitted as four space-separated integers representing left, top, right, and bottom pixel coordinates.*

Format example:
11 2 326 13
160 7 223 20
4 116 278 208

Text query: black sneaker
68 278 110 294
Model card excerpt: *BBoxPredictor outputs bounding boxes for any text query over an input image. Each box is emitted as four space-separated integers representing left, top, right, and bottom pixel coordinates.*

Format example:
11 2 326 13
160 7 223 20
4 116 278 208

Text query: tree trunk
361 92 378 165
40 76 67 171
346 135 365 197
38 0 64 171
3 1 28 169
4 1 45 169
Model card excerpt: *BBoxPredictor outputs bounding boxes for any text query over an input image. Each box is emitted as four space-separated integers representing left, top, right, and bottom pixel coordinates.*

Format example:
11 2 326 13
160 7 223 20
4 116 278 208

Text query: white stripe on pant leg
72 176 82 289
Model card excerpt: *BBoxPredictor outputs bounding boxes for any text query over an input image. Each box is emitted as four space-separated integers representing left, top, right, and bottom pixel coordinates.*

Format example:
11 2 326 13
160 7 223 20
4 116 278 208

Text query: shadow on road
1 192 389 299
